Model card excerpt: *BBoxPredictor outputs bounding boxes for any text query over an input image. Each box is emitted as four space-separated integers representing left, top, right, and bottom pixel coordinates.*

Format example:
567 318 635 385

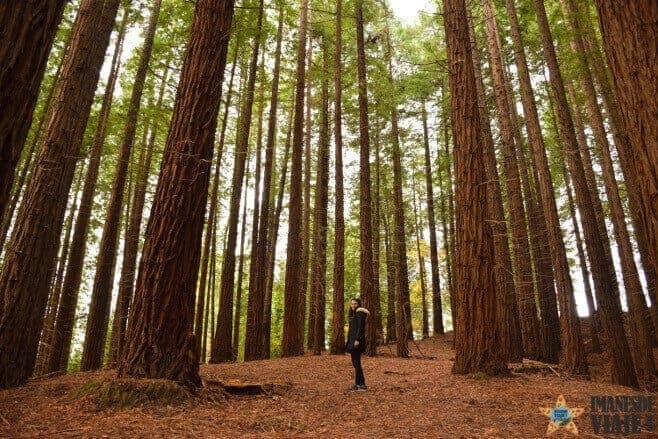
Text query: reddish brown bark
505 0 586 374
263 118 293 358
355 0 377 358
444 0 507 375
194 43 238 358
330 0 346 355
468 14 523 362
35 169 83 375
594 0 658 277
384 23 411 357
81 0 162 371
533 0 636 386
309 38 330 355
0 0 67 220
281 0 309 357
0 0 121 389
119 0 235 388
109 65 170 367
211 0 264 364
46 17 127 372
482 0 541 361
244 5 284 362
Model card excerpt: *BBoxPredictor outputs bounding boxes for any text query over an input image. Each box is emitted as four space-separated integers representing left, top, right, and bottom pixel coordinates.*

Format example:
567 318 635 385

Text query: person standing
345 297 369 390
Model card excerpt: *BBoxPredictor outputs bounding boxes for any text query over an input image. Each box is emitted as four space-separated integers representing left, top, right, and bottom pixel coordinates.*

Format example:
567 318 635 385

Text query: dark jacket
345 307 370 352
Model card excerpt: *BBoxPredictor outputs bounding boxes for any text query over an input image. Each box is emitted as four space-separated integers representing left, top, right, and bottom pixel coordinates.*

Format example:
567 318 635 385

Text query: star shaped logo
539 394 584 435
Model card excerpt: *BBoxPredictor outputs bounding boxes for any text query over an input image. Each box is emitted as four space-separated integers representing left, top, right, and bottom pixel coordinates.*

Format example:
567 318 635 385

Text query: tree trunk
263 117 293 358
421 101 444 336
281 0 310 357
468 13 523 363
35 168 83 375
594 0 658 276
578 4 658 333
210 0 264 364
370 120 384 352
355 0 377 358
194 41 238 357
244 4 284 362
436 129 454 330
330 0 346 355
444 0 507 376
568 86 656 380
81 0 162 371
0 0 67 220
232 154 252 360
384 23 411 357
504 64 560 361
46 15 126 372
504 0 586 373
309 38 330 356
0 0 121 389
119 0 235 388
563 163 602 354
109 65 170 367
481 0 541 361
0 23 74 253
383 205 396 343
532 0 636 387
412 175 430 339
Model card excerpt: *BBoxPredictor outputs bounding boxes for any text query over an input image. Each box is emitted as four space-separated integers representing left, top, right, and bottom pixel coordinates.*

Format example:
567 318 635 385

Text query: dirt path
1 335 655 438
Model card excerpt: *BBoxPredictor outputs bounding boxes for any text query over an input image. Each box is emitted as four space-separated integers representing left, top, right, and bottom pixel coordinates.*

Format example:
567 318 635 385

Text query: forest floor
1 333 656 438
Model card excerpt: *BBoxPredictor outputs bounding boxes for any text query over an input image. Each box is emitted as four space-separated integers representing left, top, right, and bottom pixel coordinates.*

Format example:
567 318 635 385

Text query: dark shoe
356 385 367 391
349 384 360 391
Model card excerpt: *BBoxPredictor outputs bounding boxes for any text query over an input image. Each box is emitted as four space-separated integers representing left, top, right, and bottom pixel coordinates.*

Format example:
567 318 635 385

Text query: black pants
350 350 365 386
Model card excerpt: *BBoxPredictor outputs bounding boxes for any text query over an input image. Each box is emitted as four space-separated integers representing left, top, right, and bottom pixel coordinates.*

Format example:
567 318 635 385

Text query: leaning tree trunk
563 162 602 354
468 13 523 362
108 65 170 367
482 0 540 361
193 41 239 357
568 83 656 380
445 0 508 376
35 169 83 375
281 0 310 357
330 0 346 356
232 157 251 360
119 0 235 388
384 22 412 357
532 0 636 388
210 0 264 363
0 0 67 220
262 118 293 358
244 4 284 362
81 0 162 371
46 16 127 372
421 101 444 336
504 0 586 373
593 0 658 275
579 3 658 331
0 0 121 389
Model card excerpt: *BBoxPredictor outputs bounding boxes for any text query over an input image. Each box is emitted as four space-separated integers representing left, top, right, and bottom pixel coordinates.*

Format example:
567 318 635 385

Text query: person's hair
348 297 362 318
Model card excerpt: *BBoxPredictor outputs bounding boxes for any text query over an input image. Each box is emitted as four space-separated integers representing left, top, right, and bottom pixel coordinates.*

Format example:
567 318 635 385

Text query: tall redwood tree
119 0 235 388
